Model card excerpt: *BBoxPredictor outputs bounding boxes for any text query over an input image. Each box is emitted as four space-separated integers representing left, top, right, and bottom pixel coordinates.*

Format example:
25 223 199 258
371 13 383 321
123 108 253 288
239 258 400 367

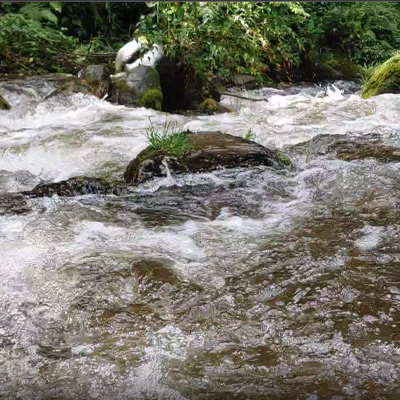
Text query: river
1 77 400 399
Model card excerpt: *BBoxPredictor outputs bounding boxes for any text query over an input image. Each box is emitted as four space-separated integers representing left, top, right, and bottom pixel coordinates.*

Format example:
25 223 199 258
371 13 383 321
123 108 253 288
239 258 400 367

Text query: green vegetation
139 88 163 111
146 119 192 157
277 151 293 168
0 92 11 110
244 129 256 142
1 2 400 84
361 54 400 99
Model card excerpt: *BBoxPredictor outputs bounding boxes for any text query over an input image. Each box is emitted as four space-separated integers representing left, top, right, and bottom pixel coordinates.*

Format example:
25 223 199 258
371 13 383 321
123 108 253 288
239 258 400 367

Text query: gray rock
0 193 31 215
124 131 291 185
110 66 162 110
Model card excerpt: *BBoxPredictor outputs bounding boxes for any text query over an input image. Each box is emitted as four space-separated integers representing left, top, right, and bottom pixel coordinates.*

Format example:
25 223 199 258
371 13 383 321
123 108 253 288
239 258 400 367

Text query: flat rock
124 132 289 185
23 176 126 198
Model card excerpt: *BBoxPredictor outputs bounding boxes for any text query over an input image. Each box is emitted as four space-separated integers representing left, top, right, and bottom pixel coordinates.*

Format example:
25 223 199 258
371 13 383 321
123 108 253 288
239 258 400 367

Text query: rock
198 98 231 115
0 92 11 110
232 74 260 89
288 133 400 163
124 132 290 185
0 193 31 215
44 65 111 101
23 176 126 198
77 64 112 99
293 53 362 83
110 66 163 110
362 54 400 99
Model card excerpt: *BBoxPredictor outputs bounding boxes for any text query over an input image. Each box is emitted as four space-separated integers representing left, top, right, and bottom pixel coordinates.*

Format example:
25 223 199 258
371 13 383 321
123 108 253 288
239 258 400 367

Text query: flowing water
1 76 400 400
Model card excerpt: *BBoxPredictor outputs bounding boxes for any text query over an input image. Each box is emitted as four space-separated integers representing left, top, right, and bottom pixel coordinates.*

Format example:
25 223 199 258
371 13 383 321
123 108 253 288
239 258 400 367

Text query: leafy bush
135 2 308 84
0 13 79 73
304 2 400 65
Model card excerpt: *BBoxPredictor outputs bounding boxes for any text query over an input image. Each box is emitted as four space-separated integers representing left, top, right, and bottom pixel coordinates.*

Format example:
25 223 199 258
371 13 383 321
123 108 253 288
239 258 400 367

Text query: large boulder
113 38 221 111
362 54 400 99
110 66 163 110
0 92 11 110
124 131 291 185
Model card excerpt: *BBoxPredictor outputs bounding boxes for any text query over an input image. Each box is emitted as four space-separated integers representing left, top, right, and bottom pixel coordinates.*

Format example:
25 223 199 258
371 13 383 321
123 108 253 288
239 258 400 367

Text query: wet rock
362 54 400 99
232 74 260 89
293 52 362 83
77 64 112 99
0 92 11 110
0 193 31 215
44 65 112 101
198 98 231 115
124 131 290 185
23 176 126 198
110 66 163 110
288 133 400 163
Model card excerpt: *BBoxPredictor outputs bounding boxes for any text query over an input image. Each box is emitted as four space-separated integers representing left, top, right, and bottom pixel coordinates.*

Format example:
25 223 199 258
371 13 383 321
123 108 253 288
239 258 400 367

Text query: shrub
135 2 308 84
0 13 79 73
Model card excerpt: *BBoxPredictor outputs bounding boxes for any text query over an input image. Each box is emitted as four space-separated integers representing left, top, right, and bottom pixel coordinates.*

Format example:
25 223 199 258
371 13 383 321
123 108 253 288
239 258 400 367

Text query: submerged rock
23 176 126 198
110 66 163 110
288 133 400 163
362 54 400 99
0 92 11 110
124 132 290 185
0 193 31 215
198 98 231 115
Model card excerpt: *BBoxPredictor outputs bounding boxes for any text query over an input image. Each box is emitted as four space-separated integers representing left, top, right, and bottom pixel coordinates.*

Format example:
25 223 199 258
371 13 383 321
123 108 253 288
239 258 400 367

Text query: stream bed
1 77 400 399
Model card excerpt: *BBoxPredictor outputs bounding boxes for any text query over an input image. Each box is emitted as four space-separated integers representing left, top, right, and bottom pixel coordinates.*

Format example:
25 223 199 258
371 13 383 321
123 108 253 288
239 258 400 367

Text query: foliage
303 2 400 65
135 2 308 84
244 129 256 141
146 118 191 157
1 1 400 82
0 13 79 73
361 53 400 99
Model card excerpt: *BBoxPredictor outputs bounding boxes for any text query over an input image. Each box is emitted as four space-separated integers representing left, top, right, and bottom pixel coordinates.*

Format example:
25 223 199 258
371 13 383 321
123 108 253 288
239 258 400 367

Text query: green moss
277 151 293 168
139 88 163 111
199 98 230 114
0 93 11 110
362 54 400 99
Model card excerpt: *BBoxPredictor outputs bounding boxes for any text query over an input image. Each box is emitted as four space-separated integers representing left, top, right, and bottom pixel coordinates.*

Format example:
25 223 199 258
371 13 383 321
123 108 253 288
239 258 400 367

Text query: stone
110 66 162 109
23 176 126 198
0 193 31 215
0 92 11 110
362 54 400 99
198 98 231 115
77 64 112 99
124 131 291 185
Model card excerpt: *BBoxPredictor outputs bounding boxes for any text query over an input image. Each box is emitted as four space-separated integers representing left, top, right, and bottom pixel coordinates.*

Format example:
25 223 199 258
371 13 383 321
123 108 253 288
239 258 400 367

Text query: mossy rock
199 98 230 115
321 57 362 81
362 54 400 99
139 88 163 111
0 93 11 110
124 131 291 185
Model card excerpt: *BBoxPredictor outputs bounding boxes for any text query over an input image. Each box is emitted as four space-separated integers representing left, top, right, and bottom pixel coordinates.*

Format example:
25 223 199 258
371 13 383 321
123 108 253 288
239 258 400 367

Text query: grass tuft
146 118 192 157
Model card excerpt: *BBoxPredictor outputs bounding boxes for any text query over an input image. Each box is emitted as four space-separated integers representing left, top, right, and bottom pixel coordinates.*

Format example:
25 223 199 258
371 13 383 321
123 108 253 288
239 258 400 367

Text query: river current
1 77 400 399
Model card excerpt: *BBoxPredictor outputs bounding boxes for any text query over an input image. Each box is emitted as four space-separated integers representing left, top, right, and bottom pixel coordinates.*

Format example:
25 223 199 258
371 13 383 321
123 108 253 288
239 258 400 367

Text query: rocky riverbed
1 77 400 399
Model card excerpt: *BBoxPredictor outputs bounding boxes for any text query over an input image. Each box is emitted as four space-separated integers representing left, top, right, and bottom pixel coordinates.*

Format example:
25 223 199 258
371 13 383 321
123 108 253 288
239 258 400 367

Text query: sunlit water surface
1 77 400 399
